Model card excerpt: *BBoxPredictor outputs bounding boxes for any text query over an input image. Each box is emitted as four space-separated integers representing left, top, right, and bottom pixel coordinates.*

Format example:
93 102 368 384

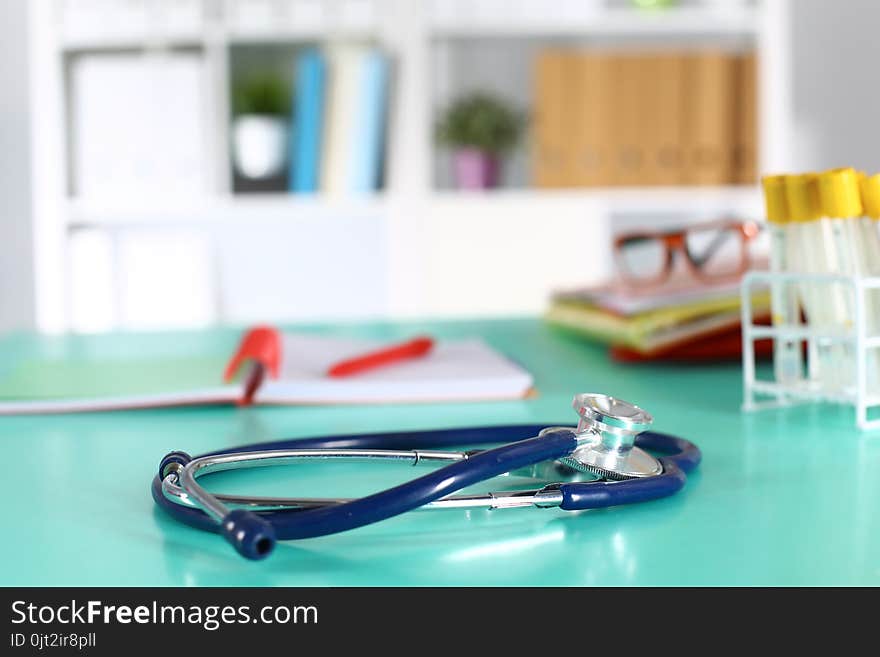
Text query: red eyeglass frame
613 219 761 286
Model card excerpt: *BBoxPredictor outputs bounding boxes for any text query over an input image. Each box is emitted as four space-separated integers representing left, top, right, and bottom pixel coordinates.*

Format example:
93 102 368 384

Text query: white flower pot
232 115 289 180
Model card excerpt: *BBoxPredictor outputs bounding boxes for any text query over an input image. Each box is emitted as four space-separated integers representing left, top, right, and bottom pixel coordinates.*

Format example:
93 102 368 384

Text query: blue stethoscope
152 393 701 560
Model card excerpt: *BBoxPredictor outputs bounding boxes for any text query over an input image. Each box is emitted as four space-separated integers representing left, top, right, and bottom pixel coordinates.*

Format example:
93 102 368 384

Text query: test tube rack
741 270 880 431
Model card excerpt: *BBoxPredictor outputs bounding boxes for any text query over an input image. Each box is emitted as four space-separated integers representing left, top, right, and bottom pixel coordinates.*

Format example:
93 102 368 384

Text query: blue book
288 49 326 193
348 50 390 194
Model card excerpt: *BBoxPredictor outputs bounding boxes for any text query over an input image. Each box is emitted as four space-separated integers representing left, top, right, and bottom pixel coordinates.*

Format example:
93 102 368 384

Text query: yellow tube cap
784 173 821 222
761 175 789 224
860 172 880 219
818 167 863 218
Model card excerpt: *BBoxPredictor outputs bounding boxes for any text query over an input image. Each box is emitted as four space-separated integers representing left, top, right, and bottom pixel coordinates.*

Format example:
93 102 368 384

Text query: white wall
789 0 880 172
0 0 36 332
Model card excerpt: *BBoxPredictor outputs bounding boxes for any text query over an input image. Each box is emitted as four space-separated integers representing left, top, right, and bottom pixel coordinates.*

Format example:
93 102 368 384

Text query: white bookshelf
429 6 761 38
66 195 389 228
67 185 760 227
429 186 762 212
26 0 791 333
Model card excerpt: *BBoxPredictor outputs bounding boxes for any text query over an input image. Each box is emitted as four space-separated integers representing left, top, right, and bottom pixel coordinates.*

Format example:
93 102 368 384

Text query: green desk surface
1 318 878 586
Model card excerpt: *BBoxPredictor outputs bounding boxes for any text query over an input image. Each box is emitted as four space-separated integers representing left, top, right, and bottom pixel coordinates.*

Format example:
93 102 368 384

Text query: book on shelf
349 49 391 194
288 45 390 195
321 44 362 195
572 51 613 186
532 48 757 188
288 48 327 193
641 53 686 186
682 51 737 185
611 54 644 187
532 49 572 188
733 51 758 184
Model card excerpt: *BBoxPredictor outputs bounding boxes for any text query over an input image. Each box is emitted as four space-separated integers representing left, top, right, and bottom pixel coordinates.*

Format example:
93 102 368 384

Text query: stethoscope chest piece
554 393 661 480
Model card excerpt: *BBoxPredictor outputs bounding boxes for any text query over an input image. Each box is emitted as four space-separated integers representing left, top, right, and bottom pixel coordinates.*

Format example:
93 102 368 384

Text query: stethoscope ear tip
159 451 193 480
220 509 276 561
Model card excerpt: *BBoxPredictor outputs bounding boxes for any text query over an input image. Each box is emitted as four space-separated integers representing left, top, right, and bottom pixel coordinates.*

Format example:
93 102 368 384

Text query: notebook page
0 355 236 415
256 334 533 404
0 388 235 415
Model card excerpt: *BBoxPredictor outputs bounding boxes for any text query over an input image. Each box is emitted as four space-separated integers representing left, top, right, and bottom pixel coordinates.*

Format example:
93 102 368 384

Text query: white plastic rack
741 270 880 431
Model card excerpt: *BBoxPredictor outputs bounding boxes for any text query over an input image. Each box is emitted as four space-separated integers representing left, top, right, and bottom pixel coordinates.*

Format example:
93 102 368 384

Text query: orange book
682 51 737 185
733 51 758 184
610 54 646 186
638 52 686 185
533 50 572 188
570 51 613 186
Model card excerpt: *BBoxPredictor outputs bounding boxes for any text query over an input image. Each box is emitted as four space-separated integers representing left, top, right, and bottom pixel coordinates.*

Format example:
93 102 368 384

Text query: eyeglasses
613 220 760 285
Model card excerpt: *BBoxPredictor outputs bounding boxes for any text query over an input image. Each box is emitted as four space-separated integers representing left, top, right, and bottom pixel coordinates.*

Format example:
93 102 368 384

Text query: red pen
327 336 435 378
224 326 282 406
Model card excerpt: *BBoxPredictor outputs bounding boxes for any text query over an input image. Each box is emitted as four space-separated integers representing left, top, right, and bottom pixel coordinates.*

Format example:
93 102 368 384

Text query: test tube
857 172 880 272
761 175 803 384
783 173 828 384
816 168 864 391
857 172 880 391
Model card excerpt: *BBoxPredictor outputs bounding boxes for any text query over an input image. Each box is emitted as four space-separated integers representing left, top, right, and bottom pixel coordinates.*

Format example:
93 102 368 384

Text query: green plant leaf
232 73 291 117
435 93 525 154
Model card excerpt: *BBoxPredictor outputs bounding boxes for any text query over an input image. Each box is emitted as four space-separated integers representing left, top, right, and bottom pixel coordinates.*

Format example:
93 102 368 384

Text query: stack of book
287 45 391 195
546 280 771 362
532 49 757 187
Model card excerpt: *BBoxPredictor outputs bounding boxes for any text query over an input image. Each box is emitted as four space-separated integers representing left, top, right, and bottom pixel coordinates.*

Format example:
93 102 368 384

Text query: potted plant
231 73 291 180
436 93 524 190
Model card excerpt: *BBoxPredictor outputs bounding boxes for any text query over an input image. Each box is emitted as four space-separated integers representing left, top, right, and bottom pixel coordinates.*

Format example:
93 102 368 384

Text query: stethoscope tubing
152 425 700 557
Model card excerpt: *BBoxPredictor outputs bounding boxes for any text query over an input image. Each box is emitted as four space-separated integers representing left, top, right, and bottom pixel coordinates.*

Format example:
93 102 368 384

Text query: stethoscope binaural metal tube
162 448 567 513
177 449 470 520
152 394 702 561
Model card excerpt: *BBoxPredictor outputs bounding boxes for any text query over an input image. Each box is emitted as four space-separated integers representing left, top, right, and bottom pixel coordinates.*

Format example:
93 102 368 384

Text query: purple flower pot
453 148 500 190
